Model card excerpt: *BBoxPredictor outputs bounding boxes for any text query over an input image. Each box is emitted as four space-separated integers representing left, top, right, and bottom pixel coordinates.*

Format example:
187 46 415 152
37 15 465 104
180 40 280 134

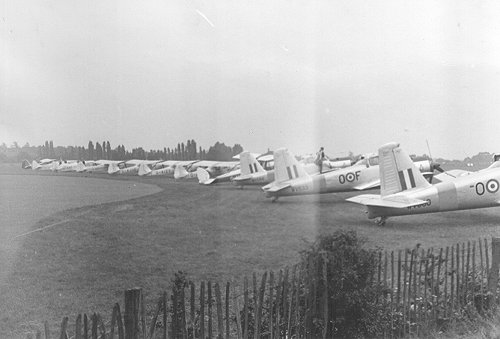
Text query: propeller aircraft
347 142 500 225
262 148 435 202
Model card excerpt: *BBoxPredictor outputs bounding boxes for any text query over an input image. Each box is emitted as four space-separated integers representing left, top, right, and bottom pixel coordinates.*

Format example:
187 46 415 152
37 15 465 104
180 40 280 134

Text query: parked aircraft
174 165 198 179
31 159 58 171
262 148 434 202
108 160 158 175
138 162 175 176
347 142 500 225
232 151 275 188
55 160 86 172
197 167 241 185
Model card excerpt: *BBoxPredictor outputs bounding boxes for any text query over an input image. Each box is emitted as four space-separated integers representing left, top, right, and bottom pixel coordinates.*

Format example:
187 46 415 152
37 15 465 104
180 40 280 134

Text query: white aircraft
31 159 57 171
262 148 434 202
76 160 116 173
55 160 86 172
138 162 174 176
347 142 500 225
108 160 159 175
197 167 241 185
174 164 198 179
232 151 275 187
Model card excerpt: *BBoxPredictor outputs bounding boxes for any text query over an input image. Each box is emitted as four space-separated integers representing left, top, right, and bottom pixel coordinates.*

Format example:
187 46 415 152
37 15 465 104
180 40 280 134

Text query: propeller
426 140 455 180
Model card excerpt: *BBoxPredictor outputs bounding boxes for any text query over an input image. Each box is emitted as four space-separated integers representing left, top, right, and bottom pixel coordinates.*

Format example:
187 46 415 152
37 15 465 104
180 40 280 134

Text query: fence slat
208 281 213 339
268 272 275 339
75 314 82 339
200 282 205 339
148 298 163 339
190 282 195 339
215 282 224 339
255 272 268 339
243 278 248 339
226 282 230 339
232 283 242 339
59 316 68 339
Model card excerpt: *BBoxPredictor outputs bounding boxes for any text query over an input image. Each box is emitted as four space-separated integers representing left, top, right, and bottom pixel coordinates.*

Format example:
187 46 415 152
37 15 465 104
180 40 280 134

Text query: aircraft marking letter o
338 171 361 184
476 182 485 196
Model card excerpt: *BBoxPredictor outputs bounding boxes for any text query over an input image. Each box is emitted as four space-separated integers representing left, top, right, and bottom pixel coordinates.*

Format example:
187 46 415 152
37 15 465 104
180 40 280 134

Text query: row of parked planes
24 142 500 225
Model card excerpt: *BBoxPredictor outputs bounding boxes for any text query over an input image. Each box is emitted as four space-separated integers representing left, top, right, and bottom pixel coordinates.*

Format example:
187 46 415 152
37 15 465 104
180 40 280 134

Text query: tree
88 141 94 160
232 143 244 156
95 142 103 159
106 141 112 160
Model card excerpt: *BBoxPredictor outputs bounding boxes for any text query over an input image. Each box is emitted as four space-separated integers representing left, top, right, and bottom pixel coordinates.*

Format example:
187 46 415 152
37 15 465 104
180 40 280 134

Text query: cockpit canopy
354 153 379 167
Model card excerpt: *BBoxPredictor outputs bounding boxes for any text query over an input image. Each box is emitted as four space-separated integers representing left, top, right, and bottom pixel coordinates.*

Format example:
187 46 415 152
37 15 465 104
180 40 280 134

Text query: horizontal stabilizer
353 180 380 191
347 194 429 208
263 183 291 193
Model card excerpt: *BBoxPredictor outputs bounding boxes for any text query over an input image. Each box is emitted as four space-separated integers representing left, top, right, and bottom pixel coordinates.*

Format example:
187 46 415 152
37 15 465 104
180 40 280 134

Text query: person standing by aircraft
316 147 326 173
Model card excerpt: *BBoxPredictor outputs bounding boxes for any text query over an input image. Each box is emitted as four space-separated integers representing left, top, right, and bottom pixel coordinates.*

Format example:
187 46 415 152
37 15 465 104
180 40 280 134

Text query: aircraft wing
346 194 429 208
433 170 472 183
353 180 380 191
263 182 291 193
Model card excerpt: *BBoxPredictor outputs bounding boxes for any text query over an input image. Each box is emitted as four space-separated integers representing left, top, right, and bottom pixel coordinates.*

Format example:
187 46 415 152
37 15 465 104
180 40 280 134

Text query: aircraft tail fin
138 163 152 176
379 142 431 197
31 160 40 170
174 165 189 179
108 162 120 174
240 151 265 176
273 148 310 183
75 161 86 172
196 167 211 184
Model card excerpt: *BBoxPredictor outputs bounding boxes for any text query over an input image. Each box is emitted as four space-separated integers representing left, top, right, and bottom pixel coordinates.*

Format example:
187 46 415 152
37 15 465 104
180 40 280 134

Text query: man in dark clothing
316 147 325 173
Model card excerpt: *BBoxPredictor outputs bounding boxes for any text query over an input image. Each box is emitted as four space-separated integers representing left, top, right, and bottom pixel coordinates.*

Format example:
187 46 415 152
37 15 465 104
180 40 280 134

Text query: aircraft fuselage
367 168 500 218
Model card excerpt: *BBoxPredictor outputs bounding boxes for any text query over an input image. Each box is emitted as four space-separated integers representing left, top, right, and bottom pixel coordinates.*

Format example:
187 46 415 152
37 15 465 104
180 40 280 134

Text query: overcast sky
2 0 500 159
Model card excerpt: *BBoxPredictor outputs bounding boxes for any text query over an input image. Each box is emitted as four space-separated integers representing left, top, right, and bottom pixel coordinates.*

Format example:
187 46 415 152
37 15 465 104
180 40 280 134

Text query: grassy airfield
1 164 500 336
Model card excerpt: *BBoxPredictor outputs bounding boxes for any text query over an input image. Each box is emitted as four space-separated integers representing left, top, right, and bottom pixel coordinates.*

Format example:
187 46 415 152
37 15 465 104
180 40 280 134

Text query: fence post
124 288 142 339
487 237 500 296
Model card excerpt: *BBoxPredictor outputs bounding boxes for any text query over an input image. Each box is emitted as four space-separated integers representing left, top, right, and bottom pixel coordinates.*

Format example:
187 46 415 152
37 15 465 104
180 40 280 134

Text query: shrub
299 230 391 338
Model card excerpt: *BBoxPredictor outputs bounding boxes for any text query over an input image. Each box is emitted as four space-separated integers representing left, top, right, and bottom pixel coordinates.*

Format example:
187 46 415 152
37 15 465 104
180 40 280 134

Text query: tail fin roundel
379 142 431 197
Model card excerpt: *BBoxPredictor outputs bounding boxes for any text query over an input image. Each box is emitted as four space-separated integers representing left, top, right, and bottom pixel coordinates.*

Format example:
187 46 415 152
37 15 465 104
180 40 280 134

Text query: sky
1 0 500 160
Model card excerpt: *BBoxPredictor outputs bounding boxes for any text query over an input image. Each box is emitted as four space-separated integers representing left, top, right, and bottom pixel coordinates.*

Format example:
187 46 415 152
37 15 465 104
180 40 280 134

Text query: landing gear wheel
375 217 387 226
271 197 279 203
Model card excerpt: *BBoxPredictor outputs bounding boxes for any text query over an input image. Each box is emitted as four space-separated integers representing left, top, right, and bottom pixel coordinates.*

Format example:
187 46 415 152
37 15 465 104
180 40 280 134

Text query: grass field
1 164 500 336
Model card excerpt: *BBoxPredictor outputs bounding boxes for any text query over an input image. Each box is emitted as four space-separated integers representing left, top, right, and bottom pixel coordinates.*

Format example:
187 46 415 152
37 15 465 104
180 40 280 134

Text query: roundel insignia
346 173 355 182
486 179 499 193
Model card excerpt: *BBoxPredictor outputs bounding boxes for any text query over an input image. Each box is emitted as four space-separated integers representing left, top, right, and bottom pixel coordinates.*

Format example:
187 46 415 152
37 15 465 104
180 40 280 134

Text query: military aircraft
262 148 435 202
108 160 159 175
55 160 86 172
31 159 57 171
174 164 198 179
346 142 500 225
232 151 275 188
138 162 174 176
197 167 241 185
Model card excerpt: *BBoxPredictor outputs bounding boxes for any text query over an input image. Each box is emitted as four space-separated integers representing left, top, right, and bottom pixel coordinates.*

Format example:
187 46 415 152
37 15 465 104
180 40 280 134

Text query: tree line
0 139 244 162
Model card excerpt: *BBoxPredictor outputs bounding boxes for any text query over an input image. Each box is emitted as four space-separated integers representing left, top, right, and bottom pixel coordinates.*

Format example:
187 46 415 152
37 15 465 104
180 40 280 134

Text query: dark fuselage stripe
286 166 293 180
398 170 407 190
293 165 299 178
408 168 416 188
249 164 253 173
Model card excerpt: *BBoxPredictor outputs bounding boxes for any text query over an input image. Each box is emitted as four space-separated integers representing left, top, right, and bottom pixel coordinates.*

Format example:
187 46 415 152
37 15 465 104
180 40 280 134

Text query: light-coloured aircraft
55 160 86 172
31 159 57 171
262 148 434 202
108 160 159 175
174 164 198 179
232 151 275 187
76 160 116 173
197 167 241 185
138 162 175 176
347 142 500 225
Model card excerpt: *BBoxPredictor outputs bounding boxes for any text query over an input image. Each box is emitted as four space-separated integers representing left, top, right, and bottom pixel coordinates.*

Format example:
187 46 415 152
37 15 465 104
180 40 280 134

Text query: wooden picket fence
26 238 500 339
